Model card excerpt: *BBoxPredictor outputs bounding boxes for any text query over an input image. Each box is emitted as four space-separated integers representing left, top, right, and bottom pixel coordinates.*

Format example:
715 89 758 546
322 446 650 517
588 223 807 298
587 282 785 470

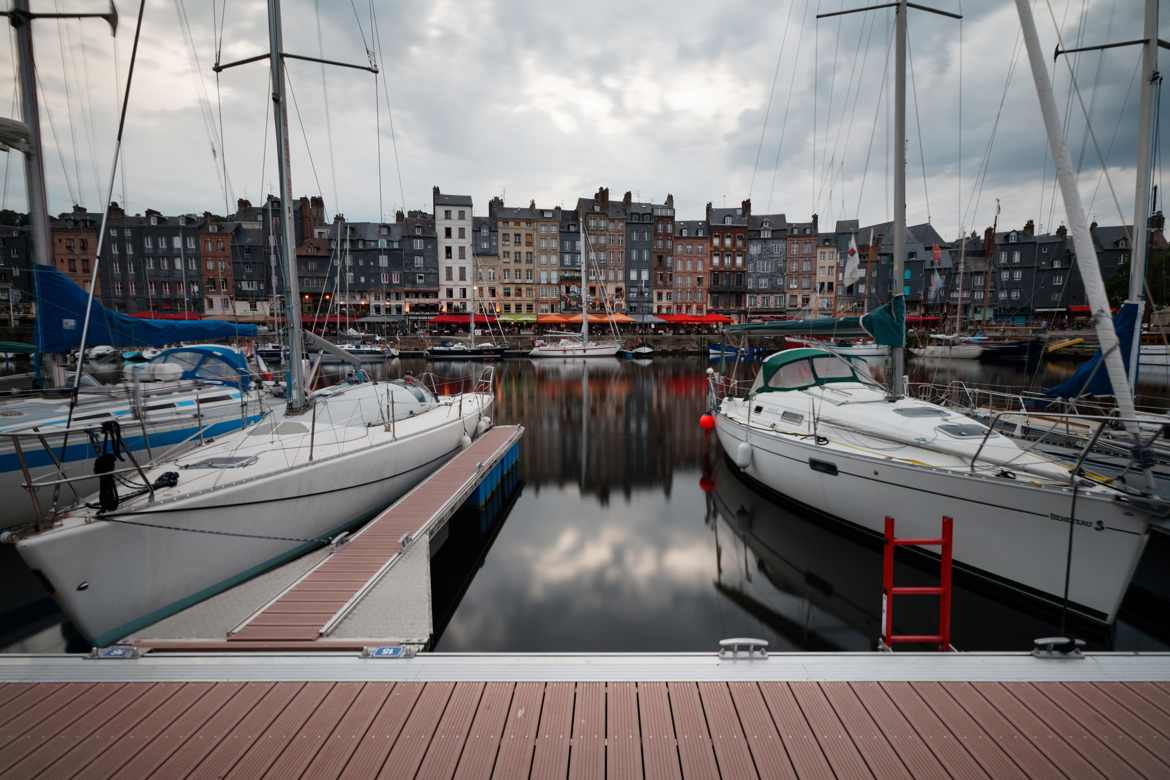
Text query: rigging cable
174 0 230 208
815 2 846 215
53 2 84 205
213 0 231 214
748 0 799 200
1072 0 1116 177
314 0 340 214
35 76 79 205
766 0 814 213
1046 0 1090 232
110 30 127 206
371 6 406 212
906 34 931 225
817 9 875 214
73 18 105 204
1037 0 1076 230
1086 56 1141 218
2 30 15 210
855 16 896 220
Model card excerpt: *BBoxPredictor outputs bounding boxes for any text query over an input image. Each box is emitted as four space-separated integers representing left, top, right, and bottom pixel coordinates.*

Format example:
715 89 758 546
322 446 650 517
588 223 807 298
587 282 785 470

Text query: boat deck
1 652 1168 778
128 425 524 650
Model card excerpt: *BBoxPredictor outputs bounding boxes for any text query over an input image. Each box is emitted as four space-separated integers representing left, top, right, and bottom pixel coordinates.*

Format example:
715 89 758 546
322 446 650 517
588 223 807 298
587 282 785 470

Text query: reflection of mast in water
580 363 588 487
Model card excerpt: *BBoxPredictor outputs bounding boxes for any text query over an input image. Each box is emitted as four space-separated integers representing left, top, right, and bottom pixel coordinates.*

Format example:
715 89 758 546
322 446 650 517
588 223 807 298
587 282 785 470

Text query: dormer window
681 228 689 237
763 219 771 228
415 226 422 235
723 216 732 225
149 215 158 226
1119 237 1129 248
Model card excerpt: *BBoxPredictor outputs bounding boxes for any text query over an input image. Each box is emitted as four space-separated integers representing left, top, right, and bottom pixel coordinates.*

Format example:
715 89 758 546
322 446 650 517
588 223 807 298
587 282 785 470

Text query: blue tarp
33 265 256 354
1043 302 1138 398
151 345 253 391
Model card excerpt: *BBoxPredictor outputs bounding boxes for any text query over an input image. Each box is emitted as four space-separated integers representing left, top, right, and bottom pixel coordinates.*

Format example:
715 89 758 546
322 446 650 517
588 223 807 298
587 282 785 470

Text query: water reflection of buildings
492 358 710 501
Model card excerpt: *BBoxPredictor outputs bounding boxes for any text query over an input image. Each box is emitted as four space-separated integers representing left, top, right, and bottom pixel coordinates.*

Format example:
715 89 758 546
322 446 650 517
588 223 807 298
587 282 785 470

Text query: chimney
622 191 632 209
432 185 440 200
1090 221 1098 232
1056 224 1068 238
395 209 405 223
489 196 503 219
983 225 996 262
107 202 124 221
529 198 536 209
812 213 818 233
236 198 252 213
595 187 609 209
1151 211 1166 248
665 194 674 209
1023 219 1035 237
705 201 712 224
741 198 751 219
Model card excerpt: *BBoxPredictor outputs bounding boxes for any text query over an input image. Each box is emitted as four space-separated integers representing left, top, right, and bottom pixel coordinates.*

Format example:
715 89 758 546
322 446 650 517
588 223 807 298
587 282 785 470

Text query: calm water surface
2 354 1168 653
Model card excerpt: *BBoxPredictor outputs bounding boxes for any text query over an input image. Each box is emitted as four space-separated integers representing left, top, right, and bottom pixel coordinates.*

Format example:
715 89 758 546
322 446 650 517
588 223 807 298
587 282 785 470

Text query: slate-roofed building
473 213 498 317
433 187 473 313
673 220 708 315
747 212 787 318
706 200 750 320
558 208 581 314
577 187 627 314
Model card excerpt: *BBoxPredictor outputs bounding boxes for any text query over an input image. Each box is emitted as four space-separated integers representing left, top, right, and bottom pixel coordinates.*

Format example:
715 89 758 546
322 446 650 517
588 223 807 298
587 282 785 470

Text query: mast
1014 0 1143 437
889 0 907 398
469 238 476 349
1126 0 1158 391
955 235 966 333
267 0 308 412
580 214 589 344
11 0 50 272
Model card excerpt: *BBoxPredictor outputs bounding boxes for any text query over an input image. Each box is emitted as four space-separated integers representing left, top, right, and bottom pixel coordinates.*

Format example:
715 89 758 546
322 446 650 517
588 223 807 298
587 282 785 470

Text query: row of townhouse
0 189 1156 327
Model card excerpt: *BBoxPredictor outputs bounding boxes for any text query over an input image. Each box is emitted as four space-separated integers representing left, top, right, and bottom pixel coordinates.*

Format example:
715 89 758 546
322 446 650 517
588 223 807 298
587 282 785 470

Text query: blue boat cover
1043 302 1138 398
150 345 253 391
34 266 256 353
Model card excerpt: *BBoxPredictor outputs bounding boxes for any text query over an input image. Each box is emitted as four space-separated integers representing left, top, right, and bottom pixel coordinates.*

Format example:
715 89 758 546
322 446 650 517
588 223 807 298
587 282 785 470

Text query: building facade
651 196 675 315
577 188 626 313
747 213 786 317
473 213 498 317
433 187 473 312
558 209 581 314
706 200 749 320
673 220 708 315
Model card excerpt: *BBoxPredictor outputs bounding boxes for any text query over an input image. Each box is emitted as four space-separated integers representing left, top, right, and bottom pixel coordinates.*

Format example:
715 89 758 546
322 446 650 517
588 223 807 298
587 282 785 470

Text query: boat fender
733 442 753 469
476 417 492 436
461 434 472 449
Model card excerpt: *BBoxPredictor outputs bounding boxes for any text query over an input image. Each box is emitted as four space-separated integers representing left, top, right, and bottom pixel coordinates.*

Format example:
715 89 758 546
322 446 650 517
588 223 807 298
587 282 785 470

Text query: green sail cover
726 316 865 336
860 295 905 348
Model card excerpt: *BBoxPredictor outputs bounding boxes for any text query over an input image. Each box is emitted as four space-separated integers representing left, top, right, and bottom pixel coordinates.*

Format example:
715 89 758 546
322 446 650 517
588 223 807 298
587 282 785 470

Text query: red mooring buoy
699 413 715 431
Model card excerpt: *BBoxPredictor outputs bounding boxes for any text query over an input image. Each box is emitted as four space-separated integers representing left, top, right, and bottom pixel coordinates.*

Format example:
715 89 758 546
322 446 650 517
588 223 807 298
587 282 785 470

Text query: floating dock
0 653 1168 778
125 425 524 651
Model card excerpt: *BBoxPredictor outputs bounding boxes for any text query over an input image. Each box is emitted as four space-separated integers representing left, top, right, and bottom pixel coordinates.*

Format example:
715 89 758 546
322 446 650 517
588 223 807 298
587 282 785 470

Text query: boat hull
16 398 492 644
714 411 1149 623
529 342 621 358
426 346 506 360
912 344 984 359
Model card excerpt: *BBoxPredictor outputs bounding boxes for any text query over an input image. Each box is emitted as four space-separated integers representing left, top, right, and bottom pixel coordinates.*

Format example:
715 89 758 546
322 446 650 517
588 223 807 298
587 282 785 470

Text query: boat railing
706 371 752 406
967 408 1167 502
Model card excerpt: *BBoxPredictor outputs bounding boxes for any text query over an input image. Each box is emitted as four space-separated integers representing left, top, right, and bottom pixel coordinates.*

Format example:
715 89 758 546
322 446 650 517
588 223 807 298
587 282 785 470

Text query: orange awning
537 314 569 325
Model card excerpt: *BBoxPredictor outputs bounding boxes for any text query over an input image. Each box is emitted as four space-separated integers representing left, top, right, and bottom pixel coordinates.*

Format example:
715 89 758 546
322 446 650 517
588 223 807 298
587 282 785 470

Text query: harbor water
2 355 1168 654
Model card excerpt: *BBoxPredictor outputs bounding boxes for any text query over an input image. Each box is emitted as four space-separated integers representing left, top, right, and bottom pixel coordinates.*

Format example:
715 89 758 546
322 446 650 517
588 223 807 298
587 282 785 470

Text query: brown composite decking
227 426 521 644
2 680 1169 778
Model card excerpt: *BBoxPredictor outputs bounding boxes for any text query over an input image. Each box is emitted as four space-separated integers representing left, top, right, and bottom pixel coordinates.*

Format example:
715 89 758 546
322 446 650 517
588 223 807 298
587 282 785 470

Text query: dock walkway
221 425 523 644
1 653 1168 778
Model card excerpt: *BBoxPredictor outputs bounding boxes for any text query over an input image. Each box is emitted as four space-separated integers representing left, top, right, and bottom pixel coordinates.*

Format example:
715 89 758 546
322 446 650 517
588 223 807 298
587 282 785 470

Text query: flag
843 233 861 288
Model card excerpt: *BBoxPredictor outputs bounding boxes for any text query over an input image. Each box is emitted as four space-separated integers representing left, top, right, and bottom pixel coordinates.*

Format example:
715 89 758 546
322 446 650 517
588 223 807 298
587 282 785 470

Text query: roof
432 191 472 207
709 206 747 227
750 213 788 229
575 197 627 219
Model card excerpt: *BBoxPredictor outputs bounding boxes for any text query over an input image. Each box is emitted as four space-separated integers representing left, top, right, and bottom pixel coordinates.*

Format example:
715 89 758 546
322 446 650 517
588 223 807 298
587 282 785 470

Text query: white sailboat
709 0 1161 624
11 0 494 645
913 333 985 359
529 210 620 357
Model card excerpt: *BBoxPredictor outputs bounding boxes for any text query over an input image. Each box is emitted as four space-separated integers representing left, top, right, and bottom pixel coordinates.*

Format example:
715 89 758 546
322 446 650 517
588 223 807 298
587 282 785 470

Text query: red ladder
881 516 954 650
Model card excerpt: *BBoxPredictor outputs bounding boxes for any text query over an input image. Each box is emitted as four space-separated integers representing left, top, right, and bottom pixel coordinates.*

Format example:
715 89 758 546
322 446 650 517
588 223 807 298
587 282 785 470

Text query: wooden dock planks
3 679 1170 778
228 426 521 644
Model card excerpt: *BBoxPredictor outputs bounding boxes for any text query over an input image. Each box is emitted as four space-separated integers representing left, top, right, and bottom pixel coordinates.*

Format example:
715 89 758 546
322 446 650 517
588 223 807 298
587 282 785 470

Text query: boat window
395 380 433 404
936 423 990 439
767 360 816 389
781 411 804 425
810 356 854 380
183 455 259 469
894 407 949 418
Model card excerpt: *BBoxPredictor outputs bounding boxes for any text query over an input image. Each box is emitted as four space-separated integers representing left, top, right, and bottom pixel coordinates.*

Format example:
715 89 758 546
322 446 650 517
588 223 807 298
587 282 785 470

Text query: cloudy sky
0 0 1164 239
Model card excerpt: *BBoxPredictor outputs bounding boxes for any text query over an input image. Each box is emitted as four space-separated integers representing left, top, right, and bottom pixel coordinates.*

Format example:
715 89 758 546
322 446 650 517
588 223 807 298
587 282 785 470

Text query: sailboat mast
1014 0 1142 432
955 235 966 333
470 245 476 349
889 0 907 398
1126 0 1158 391
267 0 308 413
580 215 589 343
11 0 50 271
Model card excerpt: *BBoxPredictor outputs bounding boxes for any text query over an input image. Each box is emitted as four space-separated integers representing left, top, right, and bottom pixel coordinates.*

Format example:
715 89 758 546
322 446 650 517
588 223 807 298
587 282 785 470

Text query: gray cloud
1 0 1164 240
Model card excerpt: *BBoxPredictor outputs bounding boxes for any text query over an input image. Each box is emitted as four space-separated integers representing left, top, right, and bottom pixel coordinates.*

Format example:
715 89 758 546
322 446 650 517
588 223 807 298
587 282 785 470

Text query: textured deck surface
2 679 1169 778
227 426 521 643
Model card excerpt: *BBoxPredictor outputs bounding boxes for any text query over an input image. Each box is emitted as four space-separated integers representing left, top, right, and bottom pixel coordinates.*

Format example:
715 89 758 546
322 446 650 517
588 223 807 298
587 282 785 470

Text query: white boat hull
16 395 493 644
714 410 1148 622
529 341 621 358
913 344 984 359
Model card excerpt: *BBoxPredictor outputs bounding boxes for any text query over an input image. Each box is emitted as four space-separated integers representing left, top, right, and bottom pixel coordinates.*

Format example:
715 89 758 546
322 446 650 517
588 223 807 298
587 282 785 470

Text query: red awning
905 315 941 324
658 313 733 325
300 314 348 325
128 311 204 321
430 313 499 325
